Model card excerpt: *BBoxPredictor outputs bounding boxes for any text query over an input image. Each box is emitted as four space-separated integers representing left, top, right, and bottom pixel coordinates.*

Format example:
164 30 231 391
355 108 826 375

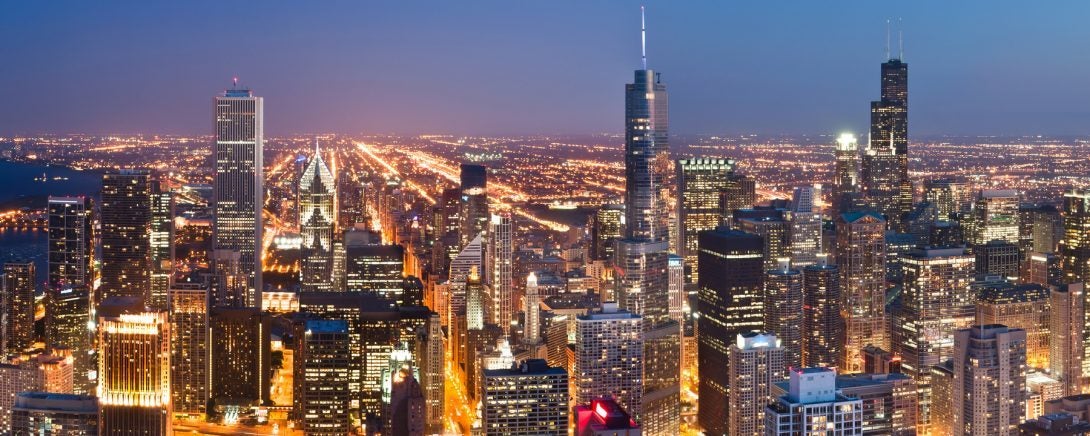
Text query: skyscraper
951 324 1028 435
100 169 152 303
169 282 209 415
764 259 803 369
590 204 624 262
788 185 822 267
970 189 1021 245
696 228 764 435
1061 190 1090 283
294 319 352 435
975 282 1050 370
728 332 786 436
149 180 173 310
1050 283 1085 396
209 307 271 406
890 246 976 433
764 367 864 436
213 86 263 308
802 256 843 368
835 211 888 372
481 359 568 436
833 133 861 214
925 179 970 219
459 164 489 247
676 157 733 283
2 262 35 354
345 234 405 299
299 142 337 291
46 196 95 393
487 212 514 331
11 392 99 435
572 303 643 418
96 297 171 435
861 55 910 230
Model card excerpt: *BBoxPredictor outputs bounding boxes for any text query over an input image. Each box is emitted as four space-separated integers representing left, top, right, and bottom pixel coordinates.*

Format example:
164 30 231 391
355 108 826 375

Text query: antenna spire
898 18 904 60
641 6 647 70
885 19 891 60
233 76 238 88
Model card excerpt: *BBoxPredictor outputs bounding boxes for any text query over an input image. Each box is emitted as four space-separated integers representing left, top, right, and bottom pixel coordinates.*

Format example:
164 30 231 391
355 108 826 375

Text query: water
0 161 102 285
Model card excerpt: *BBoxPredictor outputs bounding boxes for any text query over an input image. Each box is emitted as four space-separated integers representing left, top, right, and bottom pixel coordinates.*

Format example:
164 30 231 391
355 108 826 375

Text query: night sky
2 1 1089 136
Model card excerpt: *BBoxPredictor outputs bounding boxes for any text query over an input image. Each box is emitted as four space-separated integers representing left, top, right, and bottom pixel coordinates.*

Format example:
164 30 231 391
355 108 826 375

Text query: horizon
3 1 1090 136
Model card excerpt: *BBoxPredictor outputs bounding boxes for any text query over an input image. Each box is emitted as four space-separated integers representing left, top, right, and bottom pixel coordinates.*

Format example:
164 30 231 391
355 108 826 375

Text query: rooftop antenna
641 6 647 70
315 137 320 156
885 19 891 60
232 76 238 88
898 18 904 60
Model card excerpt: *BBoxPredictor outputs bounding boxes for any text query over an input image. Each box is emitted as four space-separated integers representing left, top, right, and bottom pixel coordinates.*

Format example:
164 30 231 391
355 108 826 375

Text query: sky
2 1 1089 137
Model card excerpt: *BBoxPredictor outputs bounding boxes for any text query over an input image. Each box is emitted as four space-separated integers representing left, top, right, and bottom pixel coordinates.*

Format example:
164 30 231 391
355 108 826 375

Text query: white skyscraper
299 141 336 291
729 332 786 436
487 212 514 332
524 272 542 345
788 185 822 268
573 303 643 420
213 85 263 308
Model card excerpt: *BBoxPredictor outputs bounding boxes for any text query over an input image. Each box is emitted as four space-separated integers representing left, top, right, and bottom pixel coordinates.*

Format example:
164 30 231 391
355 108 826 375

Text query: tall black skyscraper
100 169 152 303
696 228 764 435
459 164 489 247
862 42 910 230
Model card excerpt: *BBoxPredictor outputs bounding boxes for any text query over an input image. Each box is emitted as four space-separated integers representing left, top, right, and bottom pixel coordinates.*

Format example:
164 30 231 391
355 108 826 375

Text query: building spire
898 18 904 60
885 19 891 60
641 6 647 70
314 137 320 156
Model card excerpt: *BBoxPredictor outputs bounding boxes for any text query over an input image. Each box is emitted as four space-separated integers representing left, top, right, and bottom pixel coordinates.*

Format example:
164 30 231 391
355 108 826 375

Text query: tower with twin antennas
614 6 681 436
861 18 910 231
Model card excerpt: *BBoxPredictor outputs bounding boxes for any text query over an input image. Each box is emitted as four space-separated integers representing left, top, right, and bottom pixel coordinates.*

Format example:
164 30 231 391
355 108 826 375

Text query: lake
0 160 102 285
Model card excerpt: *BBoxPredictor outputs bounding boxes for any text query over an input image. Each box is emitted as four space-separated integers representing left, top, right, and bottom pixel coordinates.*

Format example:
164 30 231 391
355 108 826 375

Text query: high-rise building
209 307 271 406
764 367 864 436
970 189 1021 245
299 142 337 291
861 56 910 230
481 359 568 436
890 246 976 433
1024 251 1064 287
835 211 888 371
719 174 756 225
951 324 1028 435
447 234 483 328
764 260 803 369
96 297 171 435
769 371 918 435
294 319 351 435
833 133 861 214
213 86 264 308
149 180 173 310
387 363 426 436
46 205 95 392
414 311 445 434
573 303 643 418
487 212 514 331
0 362 41 434
736 212 789 271
975 240 1021 281
100 169 152 303
345 228 405 301
2 262 35 354
666 254 684 325
728 332 786 436
925 179 970 219
676 157 733 283
696 228 764 435
788 186 823 267
1050 283 1085 396
975 281 1050 369
590 204 624 262
459 164 489 247
1061 190 1090 284
11 392 99 435
802 256 843 368
169 282 209 415
524 272 542 345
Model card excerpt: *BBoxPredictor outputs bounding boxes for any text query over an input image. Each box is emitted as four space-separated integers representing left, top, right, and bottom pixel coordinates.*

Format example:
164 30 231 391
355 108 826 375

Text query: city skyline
2 3 1090 435
3 2 1090 136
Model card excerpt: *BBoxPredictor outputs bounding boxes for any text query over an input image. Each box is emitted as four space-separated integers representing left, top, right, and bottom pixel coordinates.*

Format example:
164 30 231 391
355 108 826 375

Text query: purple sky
2 1 1089 136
